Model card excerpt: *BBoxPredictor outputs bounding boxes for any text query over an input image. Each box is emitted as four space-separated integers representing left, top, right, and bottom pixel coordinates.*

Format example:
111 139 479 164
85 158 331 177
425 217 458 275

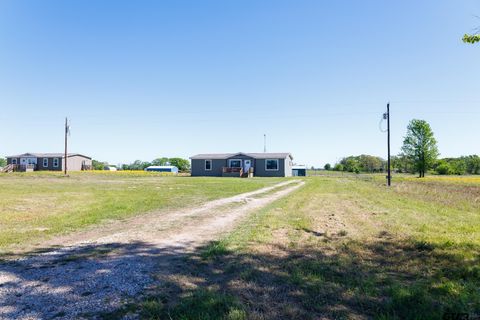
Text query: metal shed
292 165 307 176
144 165 179 173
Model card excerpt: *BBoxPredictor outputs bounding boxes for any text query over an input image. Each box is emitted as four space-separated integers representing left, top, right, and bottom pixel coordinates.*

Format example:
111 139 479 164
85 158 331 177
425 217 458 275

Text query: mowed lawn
0 172 282 252
137 175 480 320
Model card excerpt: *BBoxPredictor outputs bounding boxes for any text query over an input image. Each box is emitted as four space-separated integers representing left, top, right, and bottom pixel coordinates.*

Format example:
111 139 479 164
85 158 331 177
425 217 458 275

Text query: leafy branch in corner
463 33 480 43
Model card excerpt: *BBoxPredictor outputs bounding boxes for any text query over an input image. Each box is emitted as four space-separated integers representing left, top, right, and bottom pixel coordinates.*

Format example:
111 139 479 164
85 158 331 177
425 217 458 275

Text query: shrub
333 164 344 171
436 163 453 175
451 160 467 175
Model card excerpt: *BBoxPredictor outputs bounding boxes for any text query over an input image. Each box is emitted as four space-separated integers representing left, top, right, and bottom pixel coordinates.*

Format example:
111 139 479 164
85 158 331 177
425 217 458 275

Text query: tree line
324 155 385 173
325 119 479 177
326 154 480 176
92 157 191 172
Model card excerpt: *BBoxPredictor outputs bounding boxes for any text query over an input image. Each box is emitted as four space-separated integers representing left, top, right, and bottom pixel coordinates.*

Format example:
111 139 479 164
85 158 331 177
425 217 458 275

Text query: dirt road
0 179 304 319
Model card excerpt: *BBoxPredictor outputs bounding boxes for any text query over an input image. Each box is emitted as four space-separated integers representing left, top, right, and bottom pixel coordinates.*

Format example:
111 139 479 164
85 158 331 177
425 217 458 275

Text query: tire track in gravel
0 180 304 320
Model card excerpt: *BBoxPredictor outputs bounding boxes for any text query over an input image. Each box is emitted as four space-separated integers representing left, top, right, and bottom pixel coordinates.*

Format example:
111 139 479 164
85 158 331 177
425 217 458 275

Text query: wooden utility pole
264 134 266 153
386 103 391 186
64 117 68 175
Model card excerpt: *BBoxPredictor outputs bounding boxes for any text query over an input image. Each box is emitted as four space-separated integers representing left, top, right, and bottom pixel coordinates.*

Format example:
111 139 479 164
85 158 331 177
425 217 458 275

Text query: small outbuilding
144 165 179 174
292 165 307 176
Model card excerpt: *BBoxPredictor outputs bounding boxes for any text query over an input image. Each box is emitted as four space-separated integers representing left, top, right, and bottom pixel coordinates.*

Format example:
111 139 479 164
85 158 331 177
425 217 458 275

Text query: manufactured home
190 152 293 177
5 153 92 172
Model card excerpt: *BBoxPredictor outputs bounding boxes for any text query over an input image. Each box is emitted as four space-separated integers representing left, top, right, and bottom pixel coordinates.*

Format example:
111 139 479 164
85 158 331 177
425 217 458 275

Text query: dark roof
6 153 91 159
190 153 234 160
190 152 293 160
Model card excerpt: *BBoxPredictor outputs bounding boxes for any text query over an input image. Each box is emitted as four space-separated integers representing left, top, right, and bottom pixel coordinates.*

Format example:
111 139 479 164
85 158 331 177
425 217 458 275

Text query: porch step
1 164 15 173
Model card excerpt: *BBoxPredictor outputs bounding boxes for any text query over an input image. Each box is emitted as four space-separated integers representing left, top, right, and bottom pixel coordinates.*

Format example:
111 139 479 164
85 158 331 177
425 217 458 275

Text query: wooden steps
1 164 15 173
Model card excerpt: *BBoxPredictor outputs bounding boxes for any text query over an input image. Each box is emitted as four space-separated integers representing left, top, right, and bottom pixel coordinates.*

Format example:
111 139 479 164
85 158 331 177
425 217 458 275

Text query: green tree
92 159 106 170
358 154 384 172
341 157 360 173
401 119 439 178
168 158 191 172
395 153 415 173
463 34 480 44
0 157 6 167
125 160 148 170
451 159 467 175
333 163 344 171
152 157 169 166
391 155 402 173
324 163 331 170
435 160 453 175
465 155 480 174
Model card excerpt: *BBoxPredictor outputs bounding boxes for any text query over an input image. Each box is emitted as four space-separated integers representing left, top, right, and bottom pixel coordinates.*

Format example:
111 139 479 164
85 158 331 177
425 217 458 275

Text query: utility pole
263 134 266 153
64 117 68 175
385 103 391 186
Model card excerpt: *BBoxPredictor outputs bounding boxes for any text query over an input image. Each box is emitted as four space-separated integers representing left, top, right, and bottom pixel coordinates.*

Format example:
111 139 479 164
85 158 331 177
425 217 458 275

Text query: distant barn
144 165 179 174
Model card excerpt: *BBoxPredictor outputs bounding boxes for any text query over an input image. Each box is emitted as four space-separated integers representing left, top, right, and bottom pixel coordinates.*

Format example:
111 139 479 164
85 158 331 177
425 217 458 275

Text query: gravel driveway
0 180 304 320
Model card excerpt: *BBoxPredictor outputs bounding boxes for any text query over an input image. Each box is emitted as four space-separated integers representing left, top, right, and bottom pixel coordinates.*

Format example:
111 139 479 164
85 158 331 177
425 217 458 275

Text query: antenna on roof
263 134 266 153
64 117 70 176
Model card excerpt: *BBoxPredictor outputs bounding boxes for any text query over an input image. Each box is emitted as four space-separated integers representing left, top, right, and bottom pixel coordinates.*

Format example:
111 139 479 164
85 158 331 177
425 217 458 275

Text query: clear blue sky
1 1 479 167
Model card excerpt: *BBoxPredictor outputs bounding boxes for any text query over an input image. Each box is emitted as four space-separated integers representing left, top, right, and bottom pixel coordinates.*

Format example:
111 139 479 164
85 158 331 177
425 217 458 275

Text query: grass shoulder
143 176 480 319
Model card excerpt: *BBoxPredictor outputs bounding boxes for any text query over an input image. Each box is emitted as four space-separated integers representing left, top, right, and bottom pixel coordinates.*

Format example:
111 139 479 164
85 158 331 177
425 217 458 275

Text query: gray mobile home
190 152 293 177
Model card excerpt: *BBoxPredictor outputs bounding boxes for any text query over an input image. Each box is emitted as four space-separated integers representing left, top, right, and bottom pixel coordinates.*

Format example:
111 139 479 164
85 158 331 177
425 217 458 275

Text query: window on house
228 159 242 168
11 158 17 165
53 158 59 167
43 158 48 167
205 160 212 171
265 159 279 171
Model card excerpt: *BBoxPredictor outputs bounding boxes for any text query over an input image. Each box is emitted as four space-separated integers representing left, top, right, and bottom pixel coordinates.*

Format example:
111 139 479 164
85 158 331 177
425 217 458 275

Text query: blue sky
1 1 479 167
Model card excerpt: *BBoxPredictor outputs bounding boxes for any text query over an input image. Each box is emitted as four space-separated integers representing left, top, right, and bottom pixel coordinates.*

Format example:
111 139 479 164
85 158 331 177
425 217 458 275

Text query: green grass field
138 174 480 320
2 172 479 319
0 172 282 252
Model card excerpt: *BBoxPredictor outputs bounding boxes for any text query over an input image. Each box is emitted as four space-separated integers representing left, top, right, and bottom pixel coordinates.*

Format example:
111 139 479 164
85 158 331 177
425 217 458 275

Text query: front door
244 159 251 172
20 157 37 170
